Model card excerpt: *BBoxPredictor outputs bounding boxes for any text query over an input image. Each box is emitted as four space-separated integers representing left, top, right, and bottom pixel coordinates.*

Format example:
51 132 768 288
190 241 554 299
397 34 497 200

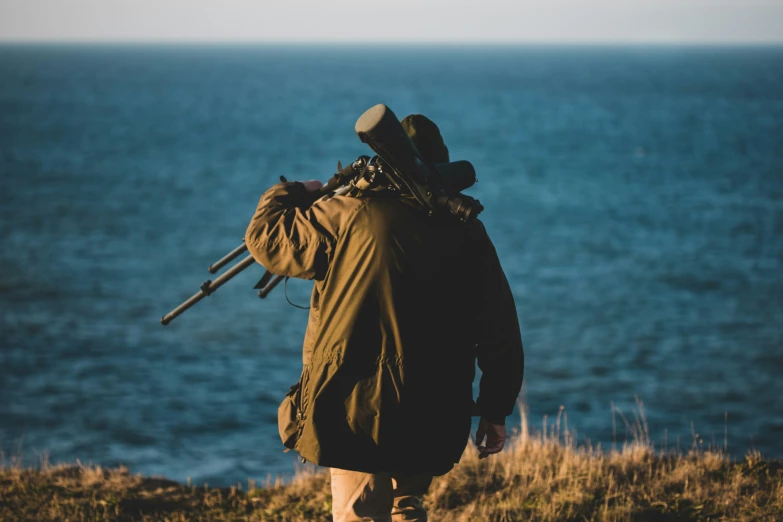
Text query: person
245 112 524 522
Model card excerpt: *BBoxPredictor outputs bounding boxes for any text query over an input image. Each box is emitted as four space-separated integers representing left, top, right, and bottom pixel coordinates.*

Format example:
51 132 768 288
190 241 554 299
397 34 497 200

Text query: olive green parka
246 181 523 475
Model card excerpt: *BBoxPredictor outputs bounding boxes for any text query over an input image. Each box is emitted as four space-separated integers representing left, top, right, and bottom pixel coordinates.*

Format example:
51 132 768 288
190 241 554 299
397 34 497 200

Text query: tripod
159 175 361 326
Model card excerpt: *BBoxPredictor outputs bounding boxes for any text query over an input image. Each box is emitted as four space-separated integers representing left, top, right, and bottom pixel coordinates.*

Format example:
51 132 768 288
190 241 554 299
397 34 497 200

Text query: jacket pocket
278 381 301 450
343 361 403 445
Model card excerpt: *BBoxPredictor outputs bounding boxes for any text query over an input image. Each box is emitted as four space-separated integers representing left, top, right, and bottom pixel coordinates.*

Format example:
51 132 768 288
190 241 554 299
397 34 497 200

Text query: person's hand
475 417 506 459
301 180 323 192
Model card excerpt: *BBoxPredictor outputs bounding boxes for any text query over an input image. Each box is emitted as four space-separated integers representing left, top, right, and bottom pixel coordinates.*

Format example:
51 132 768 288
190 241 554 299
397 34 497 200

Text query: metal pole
161 254 256 325
258 274 285 298
208 242 249 274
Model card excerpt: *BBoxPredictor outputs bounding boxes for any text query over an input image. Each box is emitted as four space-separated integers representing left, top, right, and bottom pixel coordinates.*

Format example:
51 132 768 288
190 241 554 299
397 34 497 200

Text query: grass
2 404 782 521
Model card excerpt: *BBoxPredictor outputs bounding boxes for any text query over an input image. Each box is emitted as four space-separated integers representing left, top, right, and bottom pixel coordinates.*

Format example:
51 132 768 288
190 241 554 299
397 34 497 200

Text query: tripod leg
161 254 256 325
258 275 285 299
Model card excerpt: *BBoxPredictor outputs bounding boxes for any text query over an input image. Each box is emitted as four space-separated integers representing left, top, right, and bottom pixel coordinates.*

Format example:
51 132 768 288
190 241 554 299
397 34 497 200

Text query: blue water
1 44 782 486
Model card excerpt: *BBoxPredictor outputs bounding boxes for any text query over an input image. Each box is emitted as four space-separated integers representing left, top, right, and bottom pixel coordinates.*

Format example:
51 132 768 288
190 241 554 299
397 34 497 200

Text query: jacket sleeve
245 182 337 280
470 221 525 425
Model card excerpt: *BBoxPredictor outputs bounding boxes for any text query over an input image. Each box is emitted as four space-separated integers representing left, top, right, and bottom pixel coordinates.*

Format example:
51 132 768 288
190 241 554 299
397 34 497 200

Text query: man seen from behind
245 111 524 521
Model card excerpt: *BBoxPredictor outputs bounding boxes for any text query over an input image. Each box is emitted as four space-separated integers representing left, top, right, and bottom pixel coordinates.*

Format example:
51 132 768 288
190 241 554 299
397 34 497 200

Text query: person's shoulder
465 218 490 239
353 193 418 217
311 193 367 218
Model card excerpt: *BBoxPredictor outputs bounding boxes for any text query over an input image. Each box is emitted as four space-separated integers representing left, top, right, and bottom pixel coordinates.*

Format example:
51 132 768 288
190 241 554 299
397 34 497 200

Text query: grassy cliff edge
2 416 782 521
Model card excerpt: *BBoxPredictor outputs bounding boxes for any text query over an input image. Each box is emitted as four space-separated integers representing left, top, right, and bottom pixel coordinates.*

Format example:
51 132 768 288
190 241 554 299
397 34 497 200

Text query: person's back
247 184 487 473
245 111 523 521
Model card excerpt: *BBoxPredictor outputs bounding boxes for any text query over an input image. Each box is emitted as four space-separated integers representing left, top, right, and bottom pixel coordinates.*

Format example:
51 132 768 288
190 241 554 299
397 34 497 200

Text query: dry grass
2 407 782 521
0 457 333 521
423 423 783 521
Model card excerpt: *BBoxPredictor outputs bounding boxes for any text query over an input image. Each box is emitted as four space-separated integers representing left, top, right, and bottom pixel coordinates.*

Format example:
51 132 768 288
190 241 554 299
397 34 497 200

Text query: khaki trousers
330 468 434 522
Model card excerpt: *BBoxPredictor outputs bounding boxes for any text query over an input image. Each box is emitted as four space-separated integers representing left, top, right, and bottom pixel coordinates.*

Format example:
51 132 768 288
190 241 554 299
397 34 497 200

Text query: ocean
1 44 782 486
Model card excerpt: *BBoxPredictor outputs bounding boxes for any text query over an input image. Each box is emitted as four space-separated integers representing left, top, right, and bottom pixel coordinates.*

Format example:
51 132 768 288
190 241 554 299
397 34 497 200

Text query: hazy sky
1 0 782 43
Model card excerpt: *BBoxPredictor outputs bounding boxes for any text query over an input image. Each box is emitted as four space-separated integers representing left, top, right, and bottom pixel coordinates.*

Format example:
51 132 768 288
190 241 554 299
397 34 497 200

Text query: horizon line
1 39 782 47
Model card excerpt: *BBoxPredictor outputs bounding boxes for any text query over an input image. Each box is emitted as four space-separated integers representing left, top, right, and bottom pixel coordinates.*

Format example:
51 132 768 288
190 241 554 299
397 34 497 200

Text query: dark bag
277 381 301 450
